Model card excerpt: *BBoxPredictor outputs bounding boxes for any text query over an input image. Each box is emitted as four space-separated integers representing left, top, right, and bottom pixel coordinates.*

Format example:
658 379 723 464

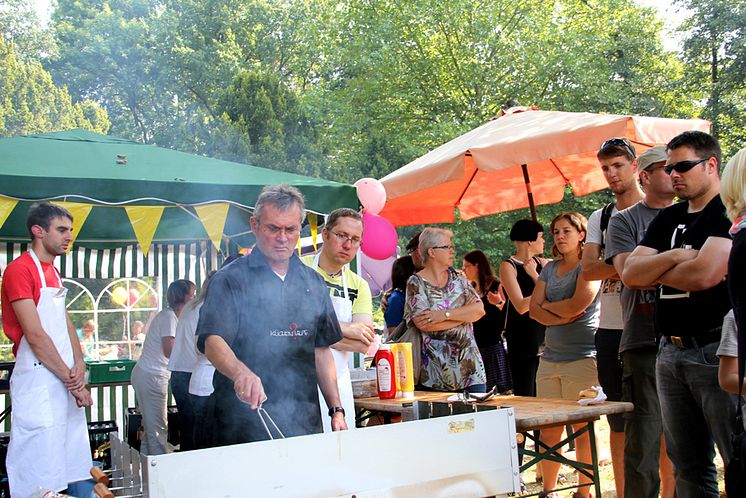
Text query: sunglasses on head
664 157 709 175
600 138 636 158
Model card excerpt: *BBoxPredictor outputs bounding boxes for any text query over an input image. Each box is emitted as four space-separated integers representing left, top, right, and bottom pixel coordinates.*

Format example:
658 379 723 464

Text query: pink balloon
354 178 387 215
361 213 398 260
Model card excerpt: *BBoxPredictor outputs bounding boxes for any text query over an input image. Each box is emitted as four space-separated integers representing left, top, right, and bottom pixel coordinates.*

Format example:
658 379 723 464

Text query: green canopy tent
0 129 357 288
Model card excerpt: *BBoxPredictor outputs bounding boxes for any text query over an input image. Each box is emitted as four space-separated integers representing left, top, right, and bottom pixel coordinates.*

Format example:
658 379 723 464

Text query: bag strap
600 202 615 251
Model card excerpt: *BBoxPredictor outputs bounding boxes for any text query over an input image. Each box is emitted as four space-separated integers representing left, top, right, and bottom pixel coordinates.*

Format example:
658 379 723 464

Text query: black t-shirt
196 249 342 445
728 229 746 362
472 280 506 348
639 196 731 337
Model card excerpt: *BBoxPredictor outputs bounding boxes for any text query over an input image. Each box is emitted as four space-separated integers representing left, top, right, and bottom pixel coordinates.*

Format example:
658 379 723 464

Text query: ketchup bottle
375 344 396 399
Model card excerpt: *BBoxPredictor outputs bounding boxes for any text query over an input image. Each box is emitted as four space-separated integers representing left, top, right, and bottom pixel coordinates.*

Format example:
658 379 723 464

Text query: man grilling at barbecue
197 184 347 445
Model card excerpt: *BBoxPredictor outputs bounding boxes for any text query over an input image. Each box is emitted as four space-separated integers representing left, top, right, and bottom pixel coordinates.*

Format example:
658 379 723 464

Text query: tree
0 37 109 137
675 0 746 155
0 0 57 59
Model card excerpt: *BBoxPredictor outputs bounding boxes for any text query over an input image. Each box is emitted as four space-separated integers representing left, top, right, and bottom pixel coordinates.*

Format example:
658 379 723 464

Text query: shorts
595 328 624 432
536 357 598 401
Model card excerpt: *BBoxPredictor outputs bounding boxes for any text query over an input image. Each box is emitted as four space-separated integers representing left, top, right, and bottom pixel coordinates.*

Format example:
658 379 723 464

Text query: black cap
510 219 543 242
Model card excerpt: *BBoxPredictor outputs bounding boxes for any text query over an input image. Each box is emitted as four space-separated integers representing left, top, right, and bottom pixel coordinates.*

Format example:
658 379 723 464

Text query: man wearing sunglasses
581 137 644 497
623 131 738 498
302 208 374 432
604 146 676 498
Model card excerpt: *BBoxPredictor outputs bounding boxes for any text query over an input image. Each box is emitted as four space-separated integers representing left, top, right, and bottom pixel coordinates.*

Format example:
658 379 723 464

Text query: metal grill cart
96 406 520 497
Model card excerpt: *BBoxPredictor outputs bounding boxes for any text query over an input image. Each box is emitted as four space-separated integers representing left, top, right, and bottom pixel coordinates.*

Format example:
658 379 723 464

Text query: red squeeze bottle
375 344 396 399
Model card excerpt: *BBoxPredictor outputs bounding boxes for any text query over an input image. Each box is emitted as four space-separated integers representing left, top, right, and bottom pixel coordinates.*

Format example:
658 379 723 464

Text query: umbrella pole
521 164 538 222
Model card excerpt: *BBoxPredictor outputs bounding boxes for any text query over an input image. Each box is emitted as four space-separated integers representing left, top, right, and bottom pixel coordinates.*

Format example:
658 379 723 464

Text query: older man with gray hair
197 184 347 446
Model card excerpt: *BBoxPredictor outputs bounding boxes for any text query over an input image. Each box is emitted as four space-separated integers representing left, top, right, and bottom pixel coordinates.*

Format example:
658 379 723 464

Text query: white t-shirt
136 308 177 375
168 301 202 373
587 206 624 330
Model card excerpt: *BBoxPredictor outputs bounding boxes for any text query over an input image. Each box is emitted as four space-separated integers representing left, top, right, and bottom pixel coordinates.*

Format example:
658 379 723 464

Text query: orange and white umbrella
379 107 710 226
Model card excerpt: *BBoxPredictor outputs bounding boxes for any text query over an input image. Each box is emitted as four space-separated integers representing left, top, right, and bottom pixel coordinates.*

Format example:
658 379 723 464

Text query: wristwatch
328 406 346 417
444 311 451 319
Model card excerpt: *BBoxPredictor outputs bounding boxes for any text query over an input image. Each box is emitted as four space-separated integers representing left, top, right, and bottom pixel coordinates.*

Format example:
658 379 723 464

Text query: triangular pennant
52 201 93 252
297 233 302 255
309 213 318 251
194 203 230 251
124 206 164 256
0 196 18 231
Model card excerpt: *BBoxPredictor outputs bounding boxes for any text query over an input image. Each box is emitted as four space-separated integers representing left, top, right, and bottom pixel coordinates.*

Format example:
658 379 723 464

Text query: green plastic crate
86 359 136 384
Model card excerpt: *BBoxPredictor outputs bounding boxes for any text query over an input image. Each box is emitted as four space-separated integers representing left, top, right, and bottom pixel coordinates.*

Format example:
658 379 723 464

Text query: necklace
325 267 343 278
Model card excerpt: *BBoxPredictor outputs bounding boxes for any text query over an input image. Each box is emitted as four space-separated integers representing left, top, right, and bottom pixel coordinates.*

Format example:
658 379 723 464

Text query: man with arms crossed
302 208 374 431
1 202 93 497
197 185 347 445
624 131 738 497
581 137 644 496
604 146 676 498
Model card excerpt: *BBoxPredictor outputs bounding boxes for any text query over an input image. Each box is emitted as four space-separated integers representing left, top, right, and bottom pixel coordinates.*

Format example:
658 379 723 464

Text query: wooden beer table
355 392 633 497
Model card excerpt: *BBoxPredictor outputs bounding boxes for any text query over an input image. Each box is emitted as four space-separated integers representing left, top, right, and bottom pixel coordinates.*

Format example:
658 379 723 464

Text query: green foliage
0 0 57 58
674 0 746 155
0 37 110 137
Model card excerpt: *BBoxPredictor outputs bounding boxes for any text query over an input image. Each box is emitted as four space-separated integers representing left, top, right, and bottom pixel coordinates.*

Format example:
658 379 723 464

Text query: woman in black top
463 250 511 392
499 219 548 396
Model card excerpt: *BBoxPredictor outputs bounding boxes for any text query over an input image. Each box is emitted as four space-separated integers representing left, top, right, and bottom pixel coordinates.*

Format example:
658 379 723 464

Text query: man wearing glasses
624 131 738 497
581 137 644 497
603 146 676 498
197 184 347 446
302 208 374 432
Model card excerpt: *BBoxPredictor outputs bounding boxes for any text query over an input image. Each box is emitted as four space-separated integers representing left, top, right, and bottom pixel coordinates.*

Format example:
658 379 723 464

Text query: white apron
313 254 356 432
7 250 91 498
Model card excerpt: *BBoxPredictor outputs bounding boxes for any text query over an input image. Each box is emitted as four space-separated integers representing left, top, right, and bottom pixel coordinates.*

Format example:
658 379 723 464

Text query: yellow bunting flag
0 196 18 231
124 206 164 255
194 203 230 251
308 213 318 251
297 234 302 255
52 201 93 252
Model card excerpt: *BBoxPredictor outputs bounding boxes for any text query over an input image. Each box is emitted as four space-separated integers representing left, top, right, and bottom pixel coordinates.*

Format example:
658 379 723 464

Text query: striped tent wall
0 241 226 434
1 241 225 297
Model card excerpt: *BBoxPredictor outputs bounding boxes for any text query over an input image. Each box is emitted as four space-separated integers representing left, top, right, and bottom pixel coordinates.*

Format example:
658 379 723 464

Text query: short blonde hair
418 227 452 264
721 147 746 222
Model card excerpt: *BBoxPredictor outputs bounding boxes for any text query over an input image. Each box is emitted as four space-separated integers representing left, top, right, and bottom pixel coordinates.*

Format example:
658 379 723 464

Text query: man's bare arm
622 246 696 288
205 334 265 409
333 314 374 353
315 346 347 431
581 243 618 281
657 237 731 291
13 299 73 385
65 311 85 391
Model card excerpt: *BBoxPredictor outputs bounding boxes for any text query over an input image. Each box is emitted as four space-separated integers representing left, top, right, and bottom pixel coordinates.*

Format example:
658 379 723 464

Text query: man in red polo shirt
1 202 92 497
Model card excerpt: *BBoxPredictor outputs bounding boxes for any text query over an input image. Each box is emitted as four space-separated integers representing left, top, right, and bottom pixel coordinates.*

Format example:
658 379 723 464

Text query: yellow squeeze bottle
392 342 415 398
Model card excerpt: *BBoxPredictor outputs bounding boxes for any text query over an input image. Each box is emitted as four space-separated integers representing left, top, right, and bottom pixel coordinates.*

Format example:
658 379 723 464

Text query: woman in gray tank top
529 212 601 498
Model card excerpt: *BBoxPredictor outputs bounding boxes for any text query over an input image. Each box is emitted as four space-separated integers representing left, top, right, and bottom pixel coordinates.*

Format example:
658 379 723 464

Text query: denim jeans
622 347 663 498
656 340 739 498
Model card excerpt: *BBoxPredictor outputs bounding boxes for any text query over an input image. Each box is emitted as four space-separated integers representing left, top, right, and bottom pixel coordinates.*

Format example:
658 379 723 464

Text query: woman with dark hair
499 219 548 397
463 250 511 393
530 212 600 498
131 279 195 455
384 255 416 336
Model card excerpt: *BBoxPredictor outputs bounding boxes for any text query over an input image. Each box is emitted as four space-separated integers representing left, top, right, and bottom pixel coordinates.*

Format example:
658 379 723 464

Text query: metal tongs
256 405 285 440
461 385 499 404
